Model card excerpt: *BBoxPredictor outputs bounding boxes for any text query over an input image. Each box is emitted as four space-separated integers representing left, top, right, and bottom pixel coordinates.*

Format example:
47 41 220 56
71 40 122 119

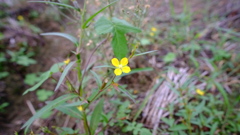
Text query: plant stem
76 0 87 95
82 110 92 135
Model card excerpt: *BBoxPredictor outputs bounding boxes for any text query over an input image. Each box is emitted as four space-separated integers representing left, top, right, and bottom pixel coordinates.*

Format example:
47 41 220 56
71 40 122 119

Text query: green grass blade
133 50 158 57
214 81 230 111
29 1 80 12
21 94 78 133
90 70 102 88
23 72 50 95
118 85 136 103
82 0 118 28
56 104 82 119
93 65 115 69
90 99 104 134
55 61 76 91
41 32 78 46
120 67 153 77
23 62 64 95
64 101 86 107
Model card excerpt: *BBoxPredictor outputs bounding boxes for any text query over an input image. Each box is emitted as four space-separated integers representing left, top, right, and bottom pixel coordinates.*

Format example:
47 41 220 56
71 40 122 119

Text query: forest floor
0 0 239 134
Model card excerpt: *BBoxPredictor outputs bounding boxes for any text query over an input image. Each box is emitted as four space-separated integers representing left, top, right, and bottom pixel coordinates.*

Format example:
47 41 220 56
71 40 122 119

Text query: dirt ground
0 0 239 134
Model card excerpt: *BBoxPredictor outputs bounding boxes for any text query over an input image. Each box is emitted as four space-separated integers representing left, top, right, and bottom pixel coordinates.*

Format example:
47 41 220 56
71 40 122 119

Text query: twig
63 115 71 127
26 100 41 126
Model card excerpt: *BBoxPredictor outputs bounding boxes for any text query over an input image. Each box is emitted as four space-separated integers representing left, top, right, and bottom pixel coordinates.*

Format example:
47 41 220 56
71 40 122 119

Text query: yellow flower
77 106 83 111
17 15 24 21
111 57 131 76
151 27 157 32
150 32 155 36
64 58 70 64
196 89 205 96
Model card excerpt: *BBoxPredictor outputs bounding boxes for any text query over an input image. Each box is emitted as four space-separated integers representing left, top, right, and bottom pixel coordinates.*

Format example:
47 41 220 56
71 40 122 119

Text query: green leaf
49 62 64 73
140 128 152 135
90 70 102 88
0 52 6 62
0 72 9 79
163 52 176 63
93 65 115 69
82 0 118 28
40 110 52 119
214 81 230 112
90 99 104 134
192 100 205 117
210 122 218 135
21 94 78 133
36 89 54 101
112 30 128 59
24 73 42 86
41 32 78 46
140 38 151 45
112 17 141 33
133 50 158 57
29 1 80 12
17 56 36 66
56 127 79 135
64 101 86 107
95 16 141 59
118 85 136 103
162 118 175 127
55 61 75 91
23 72 50 95
119 67 153 77
169 124 189 131
56 104 82 119
23 63 63 95
95 17 113 34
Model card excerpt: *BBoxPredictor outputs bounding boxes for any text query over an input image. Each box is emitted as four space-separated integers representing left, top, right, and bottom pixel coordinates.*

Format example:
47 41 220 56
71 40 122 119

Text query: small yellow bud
77 106 83 111
133 90 138 94
150 32 155 36
151 27 157 32
64 58 70 64
17 15 24 21
196 89 205 96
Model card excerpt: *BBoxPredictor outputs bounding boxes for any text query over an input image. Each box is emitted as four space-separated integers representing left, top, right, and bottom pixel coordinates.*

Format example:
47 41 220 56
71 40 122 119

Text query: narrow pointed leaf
90 99 104 134
133 50 158 57
23 72 50 95
90 70 102 88
41 32 78 45
21 94 78 132
55 61 75 91
56 104 82 119
82 0 118 28
23 63 64 95
119 67 153 77
118 85 136 103
93 65 114 69
64 101 86 107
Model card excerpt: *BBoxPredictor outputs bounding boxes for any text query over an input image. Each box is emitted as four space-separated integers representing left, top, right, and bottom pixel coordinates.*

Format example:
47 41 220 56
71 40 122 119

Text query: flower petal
120 57 128 66
114 68 122 76
111 58 120 67
122 66 131 73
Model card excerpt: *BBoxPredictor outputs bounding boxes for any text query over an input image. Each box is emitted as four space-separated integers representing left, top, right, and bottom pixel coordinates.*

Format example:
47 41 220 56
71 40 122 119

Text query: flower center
118 64 123 68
